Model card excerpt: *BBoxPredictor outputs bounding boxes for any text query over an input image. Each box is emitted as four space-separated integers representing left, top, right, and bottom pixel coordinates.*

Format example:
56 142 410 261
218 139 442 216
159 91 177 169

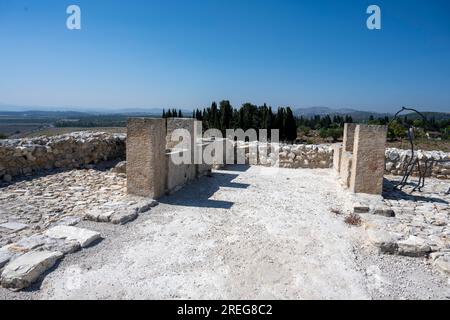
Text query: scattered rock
44 226 101 248
0 250 63 290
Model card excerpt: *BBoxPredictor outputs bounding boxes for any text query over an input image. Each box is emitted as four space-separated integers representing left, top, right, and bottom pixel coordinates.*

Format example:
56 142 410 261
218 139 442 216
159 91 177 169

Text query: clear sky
0 0 449 113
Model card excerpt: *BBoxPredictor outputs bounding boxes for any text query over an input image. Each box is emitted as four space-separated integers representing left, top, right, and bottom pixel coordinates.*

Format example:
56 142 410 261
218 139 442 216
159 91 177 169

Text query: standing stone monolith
127 118 167 199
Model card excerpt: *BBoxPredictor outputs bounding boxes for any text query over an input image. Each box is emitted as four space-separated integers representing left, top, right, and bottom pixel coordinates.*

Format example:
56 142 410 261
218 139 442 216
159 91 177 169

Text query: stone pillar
165 118 197 193
127 118 167 199
342 123 357 152
349 124 387 195
333 143 342 172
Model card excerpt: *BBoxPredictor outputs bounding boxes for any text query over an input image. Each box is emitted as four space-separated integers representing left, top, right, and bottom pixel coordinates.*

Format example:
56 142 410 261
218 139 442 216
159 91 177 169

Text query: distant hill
401 111 450 121
294 107 391 121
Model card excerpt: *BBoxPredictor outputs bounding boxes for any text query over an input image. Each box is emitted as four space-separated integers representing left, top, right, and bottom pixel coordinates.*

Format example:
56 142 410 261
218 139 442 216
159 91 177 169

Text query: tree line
162 101 450 142
191 101 297 142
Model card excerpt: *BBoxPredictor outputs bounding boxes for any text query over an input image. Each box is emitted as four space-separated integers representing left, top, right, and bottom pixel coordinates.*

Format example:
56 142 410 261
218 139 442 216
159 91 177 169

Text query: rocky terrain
0 166 448 299
346 176 450 276
0 162 156 291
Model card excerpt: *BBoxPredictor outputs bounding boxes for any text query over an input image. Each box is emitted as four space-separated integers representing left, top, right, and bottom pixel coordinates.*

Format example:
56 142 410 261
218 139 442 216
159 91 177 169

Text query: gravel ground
0 165 448 300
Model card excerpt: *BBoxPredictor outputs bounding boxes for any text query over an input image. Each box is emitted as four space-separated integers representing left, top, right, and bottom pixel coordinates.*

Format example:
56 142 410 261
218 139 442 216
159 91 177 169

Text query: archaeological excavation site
0 118 449 300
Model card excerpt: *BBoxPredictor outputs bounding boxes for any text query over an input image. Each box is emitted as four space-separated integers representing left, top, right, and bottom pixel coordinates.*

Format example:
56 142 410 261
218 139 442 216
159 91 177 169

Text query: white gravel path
1 165 448 299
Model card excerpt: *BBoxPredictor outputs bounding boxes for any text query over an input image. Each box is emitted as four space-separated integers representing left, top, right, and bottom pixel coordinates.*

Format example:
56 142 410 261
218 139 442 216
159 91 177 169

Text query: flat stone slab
0 248 15 269
397 236 432 257
0 250 63 290
44 226 101 248
13 234 80 255
54 216 81 227
0 222 29 233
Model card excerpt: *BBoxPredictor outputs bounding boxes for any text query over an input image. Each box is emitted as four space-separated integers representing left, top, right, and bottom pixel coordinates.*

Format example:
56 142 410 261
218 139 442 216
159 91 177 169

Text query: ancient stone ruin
0 120 449 293
333 124 388 195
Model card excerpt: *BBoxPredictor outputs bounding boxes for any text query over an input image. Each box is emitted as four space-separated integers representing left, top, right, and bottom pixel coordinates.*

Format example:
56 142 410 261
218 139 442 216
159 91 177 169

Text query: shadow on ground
383 178 448 204
158 165 250 209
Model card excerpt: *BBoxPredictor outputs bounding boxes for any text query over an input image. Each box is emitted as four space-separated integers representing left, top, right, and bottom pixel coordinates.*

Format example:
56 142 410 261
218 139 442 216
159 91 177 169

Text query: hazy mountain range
0 104 448 121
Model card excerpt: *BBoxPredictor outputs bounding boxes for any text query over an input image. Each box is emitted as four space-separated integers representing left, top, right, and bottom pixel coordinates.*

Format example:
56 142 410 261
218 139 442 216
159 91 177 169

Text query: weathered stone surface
44 226 101 248
385 148 450 180
1 250 63 290
54 216 81 227
0 132 125 182
0 222 29 233
353 204 370 214
397 236 432 257
135 199 158 213
110 210 138 225
85 209 115 223
127 118 167 199
434 254 450 275
366 228 400 254
349 125 387 195
12 234 80 255
0 168 126 244
112 161 127 174
0 248 15 269
373 207 396 217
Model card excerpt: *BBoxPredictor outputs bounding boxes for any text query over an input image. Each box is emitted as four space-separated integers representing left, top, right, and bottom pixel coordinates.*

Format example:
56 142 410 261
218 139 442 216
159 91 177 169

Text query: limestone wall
385 148 450 179
245 143 334 168
0 132 126 181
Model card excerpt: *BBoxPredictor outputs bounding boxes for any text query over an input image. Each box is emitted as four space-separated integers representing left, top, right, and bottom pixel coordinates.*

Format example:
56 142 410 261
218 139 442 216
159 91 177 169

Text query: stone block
127 118 167 199
349 125 387 195
339 151 353 188
0 250 63 290
397 236 432 257
44 226 101 248
0 222 29 233
333 144 342 172
342 123 357 152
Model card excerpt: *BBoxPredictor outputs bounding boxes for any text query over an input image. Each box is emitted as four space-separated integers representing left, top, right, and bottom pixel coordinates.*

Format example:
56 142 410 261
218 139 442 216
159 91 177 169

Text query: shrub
344 213 362 226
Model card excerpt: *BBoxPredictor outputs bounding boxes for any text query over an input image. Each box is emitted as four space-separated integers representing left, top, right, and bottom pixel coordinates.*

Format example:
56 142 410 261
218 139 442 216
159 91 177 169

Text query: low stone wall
244 143 334 168
385 148 450 179
0 132 126 181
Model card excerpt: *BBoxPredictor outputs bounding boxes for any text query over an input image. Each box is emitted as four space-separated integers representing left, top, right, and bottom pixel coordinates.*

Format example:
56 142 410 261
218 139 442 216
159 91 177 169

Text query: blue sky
0 0 449 112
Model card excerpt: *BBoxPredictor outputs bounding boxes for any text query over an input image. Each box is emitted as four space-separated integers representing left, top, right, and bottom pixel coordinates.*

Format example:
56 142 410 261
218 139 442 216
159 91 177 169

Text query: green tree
285 107 297 142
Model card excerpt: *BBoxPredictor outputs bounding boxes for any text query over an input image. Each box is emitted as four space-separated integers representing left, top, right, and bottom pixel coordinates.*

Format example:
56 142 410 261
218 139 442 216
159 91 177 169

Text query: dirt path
2 165 447 300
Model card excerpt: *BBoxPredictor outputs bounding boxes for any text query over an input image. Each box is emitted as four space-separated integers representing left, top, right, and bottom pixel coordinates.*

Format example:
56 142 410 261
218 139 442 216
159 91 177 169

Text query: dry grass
344 213 362 226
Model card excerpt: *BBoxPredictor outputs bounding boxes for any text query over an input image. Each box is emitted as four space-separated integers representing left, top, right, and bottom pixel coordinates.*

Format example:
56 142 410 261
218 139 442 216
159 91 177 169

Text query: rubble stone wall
0 132 126 181
385 148 450 179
